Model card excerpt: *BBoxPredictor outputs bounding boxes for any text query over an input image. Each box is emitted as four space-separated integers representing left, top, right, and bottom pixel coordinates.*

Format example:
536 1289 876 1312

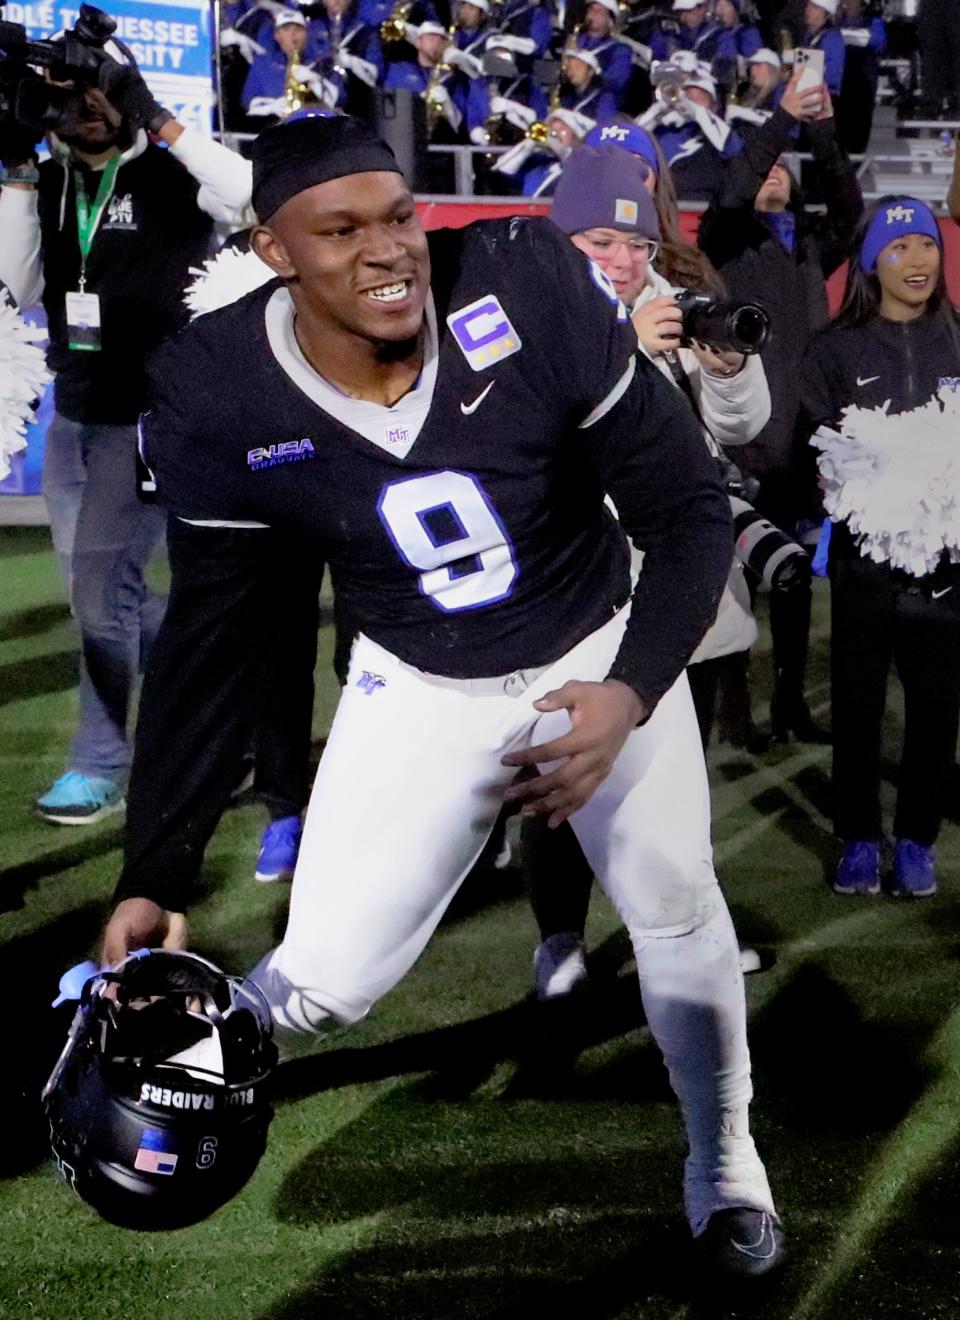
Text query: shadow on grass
0 825 123 912
0 602 70 643
0 648 79 708
0 902 107 1179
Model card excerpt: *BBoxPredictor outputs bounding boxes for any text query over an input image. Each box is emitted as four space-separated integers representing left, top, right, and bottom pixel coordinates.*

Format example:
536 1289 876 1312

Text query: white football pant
251 607 776 1230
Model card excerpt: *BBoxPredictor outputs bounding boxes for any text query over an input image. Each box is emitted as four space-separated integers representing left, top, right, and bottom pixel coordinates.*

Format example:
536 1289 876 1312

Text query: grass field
2 524 960 1320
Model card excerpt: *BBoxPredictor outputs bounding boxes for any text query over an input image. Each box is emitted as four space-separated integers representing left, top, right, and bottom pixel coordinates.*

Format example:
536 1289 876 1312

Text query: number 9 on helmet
42 949 277 1231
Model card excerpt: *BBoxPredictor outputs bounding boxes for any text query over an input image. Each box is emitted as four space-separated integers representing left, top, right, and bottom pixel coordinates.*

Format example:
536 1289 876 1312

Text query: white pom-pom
183 246 275 320
812 385 960 577
0 290 51 483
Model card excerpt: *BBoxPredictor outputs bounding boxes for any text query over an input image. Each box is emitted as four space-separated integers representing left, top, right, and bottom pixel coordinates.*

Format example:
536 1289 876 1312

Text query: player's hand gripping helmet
42 949 277 1230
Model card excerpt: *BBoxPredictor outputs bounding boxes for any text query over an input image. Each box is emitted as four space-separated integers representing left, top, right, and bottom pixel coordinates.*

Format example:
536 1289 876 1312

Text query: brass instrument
381 0 412 43
424 21 457 129
425 60 453 127
525 82 561 144
283 50 318 115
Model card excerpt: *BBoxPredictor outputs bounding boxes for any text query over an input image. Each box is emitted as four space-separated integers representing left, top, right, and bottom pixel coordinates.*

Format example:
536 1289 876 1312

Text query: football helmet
43 949 277 1230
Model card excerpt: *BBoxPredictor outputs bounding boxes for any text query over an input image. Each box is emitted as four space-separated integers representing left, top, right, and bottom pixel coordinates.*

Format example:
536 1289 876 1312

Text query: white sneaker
533 932 589 1001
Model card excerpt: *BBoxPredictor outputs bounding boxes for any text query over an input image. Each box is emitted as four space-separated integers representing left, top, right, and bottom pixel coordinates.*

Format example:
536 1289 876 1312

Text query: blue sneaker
833 841 881 895
892 839 937 898
36 772 124 825
255 815 302 883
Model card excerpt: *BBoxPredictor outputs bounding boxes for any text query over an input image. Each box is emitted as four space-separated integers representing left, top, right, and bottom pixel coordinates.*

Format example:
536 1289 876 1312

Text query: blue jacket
802 22 846 96
650 18 737 70
576 34 635 104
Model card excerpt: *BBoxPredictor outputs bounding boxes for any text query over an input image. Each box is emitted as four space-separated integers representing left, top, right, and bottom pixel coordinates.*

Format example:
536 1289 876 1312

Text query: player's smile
254 171 431 347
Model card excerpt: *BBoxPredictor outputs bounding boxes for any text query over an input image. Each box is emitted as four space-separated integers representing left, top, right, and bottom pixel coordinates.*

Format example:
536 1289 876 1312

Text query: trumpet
381 0 412 43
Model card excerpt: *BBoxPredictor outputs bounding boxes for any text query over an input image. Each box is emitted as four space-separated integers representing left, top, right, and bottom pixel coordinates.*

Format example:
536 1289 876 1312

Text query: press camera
0 3 118 135
674 290 770 356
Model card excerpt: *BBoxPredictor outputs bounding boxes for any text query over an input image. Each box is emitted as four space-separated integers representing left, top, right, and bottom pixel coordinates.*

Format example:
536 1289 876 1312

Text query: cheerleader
803 196 960 897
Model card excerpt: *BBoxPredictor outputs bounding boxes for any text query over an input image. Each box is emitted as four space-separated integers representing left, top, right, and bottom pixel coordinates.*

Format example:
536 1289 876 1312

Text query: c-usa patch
247 438 316 471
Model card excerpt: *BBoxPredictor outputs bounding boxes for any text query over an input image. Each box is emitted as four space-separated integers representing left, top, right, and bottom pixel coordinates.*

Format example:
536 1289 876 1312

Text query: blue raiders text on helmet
42 949 277 1231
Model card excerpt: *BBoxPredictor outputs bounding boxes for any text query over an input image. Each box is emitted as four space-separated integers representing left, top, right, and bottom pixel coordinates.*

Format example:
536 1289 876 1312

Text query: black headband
251 115 403 223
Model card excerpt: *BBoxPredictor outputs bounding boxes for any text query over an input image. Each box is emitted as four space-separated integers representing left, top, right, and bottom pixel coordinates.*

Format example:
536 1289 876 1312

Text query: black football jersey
142 216 728 693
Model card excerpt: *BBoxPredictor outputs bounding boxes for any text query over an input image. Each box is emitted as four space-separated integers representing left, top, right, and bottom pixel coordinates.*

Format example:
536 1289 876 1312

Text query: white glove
247 95 287 116
487 32 535 56
489 95 537 128
427 84 463 131
493 137 538 175
292 63 326 97
637 98 672 128
219 28 266 62
444 45 484 78
841 27 870 46
470 124 488 144
338 50 379 86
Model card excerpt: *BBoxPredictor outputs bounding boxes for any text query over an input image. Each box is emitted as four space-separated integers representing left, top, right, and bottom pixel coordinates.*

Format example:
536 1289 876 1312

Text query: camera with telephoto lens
729 494 810 592
0 3 118 136
674 290 771 356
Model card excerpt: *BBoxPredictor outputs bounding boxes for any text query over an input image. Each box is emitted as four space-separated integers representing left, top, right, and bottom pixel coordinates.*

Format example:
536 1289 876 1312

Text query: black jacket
38 140 214 425
802 308 960 574
698 109 863 493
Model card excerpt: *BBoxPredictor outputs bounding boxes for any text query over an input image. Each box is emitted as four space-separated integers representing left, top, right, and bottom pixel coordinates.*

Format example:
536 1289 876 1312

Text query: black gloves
96 57 173 135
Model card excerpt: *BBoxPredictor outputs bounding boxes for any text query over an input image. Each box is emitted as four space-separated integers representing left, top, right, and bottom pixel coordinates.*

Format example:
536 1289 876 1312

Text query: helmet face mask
43 950 277 1231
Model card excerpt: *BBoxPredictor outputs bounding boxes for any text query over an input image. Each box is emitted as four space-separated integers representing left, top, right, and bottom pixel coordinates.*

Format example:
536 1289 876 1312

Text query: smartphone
794 46 825 94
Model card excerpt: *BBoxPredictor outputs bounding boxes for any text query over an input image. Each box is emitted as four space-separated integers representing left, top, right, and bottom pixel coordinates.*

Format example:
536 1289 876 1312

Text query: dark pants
831 552 960 845
918 0 960 113
253 568 356 821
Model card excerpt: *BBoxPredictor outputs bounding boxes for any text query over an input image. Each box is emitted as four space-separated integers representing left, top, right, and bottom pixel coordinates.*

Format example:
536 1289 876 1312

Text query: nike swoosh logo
731 1214 778 1261
460 381 495 415
857 375 880 387
932 587 953 599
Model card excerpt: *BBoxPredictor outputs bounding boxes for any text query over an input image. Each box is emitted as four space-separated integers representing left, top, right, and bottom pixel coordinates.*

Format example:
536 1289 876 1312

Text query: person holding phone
698 67 863 742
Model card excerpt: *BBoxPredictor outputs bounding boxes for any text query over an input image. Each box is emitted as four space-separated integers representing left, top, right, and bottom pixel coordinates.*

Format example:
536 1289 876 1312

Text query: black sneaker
696 1208 785 1280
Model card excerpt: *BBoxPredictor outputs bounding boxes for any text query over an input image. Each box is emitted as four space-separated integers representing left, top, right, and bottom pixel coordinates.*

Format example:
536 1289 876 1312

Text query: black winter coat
698 108 863 506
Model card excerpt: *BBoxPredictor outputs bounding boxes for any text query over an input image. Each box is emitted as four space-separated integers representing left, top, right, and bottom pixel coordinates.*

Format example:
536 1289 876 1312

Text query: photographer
527 137 772 1003
0 31 252 824
698 66 862 741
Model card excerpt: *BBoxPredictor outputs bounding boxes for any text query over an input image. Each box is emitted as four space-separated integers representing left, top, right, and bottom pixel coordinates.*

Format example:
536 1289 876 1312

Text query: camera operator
0 38 252 824
697 65 862 742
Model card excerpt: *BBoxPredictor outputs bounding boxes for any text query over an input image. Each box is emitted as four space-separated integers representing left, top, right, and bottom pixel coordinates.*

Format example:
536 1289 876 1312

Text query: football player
100 117 783 1278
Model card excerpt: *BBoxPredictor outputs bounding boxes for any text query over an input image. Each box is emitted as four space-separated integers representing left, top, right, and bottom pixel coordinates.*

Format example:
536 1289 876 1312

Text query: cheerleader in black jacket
802 196 960 898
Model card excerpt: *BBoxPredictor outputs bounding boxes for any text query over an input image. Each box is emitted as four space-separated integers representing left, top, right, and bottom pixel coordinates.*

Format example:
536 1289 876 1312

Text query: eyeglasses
582 233 659 261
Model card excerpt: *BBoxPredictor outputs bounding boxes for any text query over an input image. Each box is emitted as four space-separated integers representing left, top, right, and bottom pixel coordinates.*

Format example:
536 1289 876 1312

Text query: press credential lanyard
66 156 121 351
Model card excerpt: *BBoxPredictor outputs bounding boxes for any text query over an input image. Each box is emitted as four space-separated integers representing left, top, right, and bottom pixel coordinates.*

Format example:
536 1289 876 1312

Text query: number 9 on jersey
378 470 518 612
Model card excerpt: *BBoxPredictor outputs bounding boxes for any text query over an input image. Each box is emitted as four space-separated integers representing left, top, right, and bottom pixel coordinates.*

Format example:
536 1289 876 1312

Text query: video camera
674 290 770 357
0 3 118 135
